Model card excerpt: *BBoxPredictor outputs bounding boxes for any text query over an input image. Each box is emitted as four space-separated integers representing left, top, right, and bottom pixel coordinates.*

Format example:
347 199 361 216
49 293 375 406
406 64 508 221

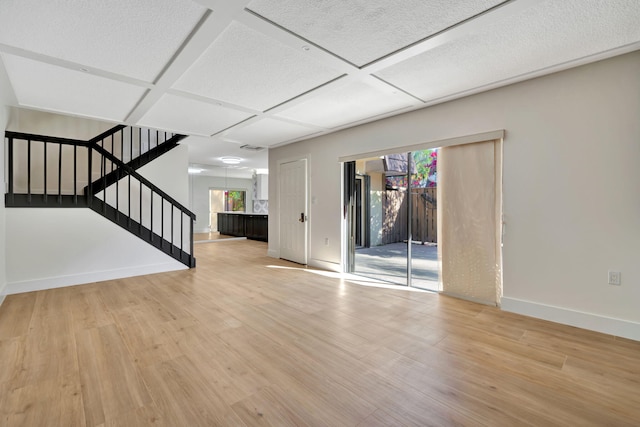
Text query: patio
354 242 439 290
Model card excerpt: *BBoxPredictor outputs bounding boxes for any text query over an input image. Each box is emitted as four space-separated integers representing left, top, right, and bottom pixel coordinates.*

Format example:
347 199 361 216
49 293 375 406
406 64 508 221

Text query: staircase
4 125 196 268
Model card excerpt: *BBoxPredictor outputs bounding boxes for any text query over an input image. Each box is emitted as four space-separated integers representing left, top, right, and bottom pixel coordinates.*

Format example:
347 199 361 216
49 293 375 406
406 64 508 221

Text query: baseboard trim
308 258 341 273
3 262 187 295
501 297 640 341
0 294 6 308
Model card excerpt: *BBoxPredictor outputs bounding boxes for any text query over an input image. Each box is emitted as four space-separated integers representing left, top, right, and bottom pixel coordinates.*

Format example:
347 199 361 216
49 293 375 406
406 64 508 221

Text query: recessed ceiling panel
376 0 640 102
223 118 318 146
0 0 205 82
139 94 253 136
2 54 146 122
173 21 342 111
246 0 503 66
275 80 417 128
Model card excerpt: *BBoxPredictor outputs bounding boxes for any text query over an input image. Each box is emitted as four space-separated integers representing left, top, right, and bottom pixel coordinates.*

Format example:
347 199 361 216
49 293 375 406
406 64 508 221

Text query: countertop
218 211 268 216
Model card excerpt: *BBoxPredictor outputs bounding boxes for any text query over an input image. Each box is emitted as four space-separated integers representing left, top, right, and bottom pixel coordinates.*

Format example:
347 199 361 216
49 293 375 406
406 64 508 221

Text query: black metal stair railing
89 143 196 267
4 126 195 268
88 125 186 194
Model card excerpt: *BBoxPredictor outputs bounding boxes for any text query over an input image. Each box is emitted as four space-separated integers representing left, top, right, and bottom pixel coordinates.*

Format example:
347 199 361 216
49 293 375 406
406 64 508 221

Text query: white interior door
279 159 308 264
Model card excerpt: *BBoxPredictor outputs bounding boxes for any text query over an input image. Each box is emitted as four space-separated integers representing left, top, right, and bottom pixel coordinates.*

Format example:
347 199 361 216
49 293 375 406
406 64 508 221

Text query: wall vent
240 144 265 151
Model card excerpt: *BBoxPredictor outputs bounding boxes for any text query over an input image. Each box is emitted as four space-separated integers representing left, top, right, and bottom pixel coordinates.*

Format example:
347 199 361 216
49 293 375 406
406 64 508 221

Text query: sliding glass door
344 150 439 290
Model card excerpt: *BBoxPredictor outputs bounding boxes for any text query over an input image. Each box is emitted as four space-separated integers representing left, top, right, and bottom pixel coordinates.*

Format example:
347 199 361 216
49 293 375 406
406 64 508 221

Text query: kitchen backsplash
253 199 268 214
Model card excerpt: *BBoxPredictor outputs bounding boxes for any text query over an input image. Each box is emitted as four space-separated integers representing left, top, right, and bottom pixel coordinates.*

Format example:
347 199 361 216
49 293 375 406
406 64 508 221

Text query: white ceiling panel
223 118 318 146
275 80 417 128
173 21 342 111
246 0 504 66
0 0 205 82
2 54 146 122
138 94 253 137
376 0 640 102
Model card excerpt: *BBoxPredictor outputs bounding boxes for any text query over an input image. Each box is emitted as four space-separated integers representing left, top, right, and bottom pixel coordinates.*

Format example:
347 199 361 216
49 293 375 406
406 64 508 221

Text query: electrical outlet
608 270 621 286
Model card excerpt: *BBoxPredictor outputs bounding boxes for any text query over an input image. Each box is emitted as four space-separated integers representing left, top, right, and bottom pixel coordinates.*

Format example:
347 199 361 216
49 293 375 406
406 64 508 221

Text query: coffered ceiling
1 0 639 175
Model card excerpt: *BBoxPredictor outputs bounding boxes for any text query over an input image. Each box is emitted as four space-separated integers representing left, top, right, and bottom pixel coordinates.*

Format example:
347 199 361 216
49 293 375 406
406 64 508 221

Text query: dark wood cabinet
217 213 268 242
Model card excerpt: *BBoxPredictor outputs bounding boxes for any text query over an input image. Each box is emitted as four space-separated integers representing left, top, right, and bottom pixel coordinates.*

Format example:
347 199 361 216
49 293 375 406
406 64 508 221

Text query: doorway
344 150 439 290
279 158 308 265
344 138 502 302
209 189 246 231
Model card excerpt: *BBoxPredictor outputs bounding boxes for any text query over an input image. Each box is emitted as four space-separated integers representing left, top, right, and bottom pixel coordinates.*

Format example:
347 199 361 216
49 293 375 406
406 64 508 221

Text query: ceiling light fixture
302 45 310 51
220 156 242 165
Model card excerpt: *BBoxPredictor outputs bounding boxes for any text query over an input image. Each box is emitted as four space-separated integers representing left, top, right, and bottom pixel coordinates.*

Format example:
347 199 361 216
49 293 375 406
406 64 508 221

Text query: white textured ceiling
246 0 505 66
375 0 640 102
1 0 639 174
173 21 342 111
1 54 146 122
223 118 320 147
275 79 418 128
139 94 253 137
0 0 206 82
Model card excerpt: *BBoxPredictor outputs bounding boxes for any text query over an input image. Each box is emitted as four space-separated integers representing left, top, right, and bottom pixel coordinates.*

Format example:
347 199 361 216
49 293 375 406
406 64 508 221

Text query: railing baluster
102 154 106 214
73 145 77 205
189 214 194 264
111 134 115 173
161 197 164 241
139 179 142 234
180 212 184 256
130 126 133 163
150 189 154 242
171 206 174 254
8 137 14 205
115 165 119 222
27 139 32 202
87 146 93 206
120 129 124 164
58 143 62 204
43 141 47 203
128 173 131 229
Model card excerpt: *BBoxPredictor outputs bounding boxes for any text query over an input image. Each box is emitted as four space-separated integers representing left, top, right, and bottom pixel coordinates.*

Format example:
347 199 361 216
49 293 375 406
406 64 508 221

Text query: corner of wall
0 105 9 299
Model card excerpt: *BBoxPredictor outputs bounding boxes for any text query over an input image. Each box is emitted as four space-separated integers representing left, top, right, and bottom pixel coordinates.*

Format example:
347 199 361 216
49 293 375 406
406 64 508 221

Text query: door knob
299 213 306 223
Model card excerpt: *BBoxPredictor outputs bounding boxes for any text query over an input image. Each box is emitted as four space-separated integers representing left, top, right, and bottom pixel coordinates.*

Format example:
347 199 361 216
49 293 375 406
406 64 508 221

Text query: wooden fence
382 187 437 244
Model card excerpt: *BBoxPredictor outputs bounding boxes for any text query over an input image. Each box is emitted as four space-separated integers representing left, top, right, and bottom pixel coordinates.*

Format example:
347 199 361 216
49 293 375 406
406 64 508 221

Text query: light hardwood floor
0 240 639 426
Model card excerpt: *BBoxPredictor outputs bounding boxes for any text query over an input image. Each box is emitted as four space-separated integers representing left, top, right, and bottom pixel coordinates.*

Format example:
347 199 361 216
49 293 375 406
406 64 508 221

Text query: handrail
5 131 88 146
91 144 196 219
87 124 127 145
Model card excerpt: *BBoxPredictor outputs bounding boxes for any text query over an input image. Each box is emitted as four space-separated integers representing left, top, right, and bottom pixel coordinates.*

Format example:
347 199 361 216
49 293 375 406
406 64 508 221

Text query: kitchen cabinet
217 212 268 242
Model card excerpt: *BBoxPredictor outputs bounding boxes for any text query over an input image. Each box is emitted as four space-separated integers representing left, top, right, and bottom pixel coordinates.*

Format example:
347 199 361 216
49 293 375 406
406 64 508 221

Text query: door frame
340 130 504 297
278 156 309 265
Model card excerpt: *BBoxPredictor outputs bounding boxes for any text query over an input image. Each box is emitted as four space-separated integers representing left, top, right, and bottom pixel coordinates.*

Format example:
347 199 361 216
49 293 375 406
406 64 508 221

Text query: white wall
7 108 113 139
5 209 185 294
189 174 253 232
0 107 8 300
269 51 640 340
0 57 15 301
